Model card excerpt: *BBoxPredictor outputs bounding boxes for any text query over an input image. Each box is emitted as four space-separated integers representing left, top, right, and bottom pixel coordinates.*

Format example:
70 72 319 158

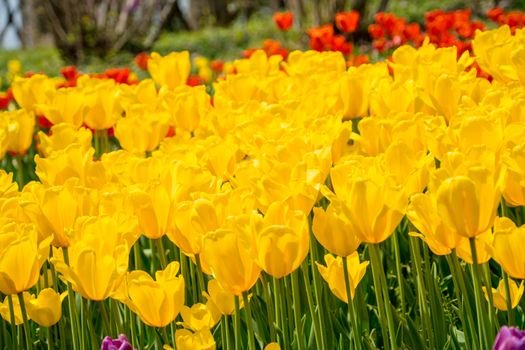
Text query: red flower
103 68 131 84
187 75 205 87
330 35 352 55
307 24 334 51
210 60 224 73
134 52 150 71
61 66 79 81
368 24 384 39
335 11 360 33
347 54 369 67
38 115 53 129
273 12 293 31
487 7 504 23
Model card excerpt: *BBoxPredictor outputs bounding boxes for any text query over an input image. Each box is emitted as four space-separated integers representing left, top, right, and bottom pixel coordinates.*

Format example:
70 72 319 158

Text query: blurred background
0 0 524 74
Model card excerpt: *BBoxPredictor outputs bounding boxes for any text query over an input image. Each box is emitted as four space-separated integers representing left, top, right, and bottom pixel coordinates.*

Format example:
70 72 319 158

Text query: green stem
307 232 328 349
17 293 33 350
16 153 24 187
392 230 406 316
503 270 515 325
291 271 305 350
469 238 488 350
100 301 111 337
369 243 397 350
242 291 256 350
7 295 17 349
482 263 497 336
409 237 432 348
63 249 80 350
195 254 206 302
155 238 168 269
343 255 362 350
368 244 391 350
300 263 321 350
234 296 241 350
260 274 277 342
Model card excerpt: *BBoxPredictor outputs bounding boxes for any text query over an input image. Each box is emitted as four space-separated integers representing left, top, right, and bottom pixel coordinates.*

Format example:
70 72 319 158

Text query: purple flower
101 334 134 350
493 326 525 350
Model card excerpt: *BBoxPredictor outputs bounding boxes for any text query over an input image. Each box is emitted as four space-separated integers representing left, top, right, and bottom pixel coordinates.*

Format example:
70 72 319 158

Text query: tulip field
2 6 525 350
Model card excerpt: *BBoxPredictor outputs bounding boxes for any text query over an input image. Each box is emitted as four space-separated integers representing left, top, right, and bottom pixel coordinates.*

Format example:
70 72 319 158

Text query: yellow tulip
175 328 216 350
12 74 55 113
51 215 137 300
503 143 525 206
0 292 32 325
3 109 35 154
264 343 281 350
35 144 100 186
489 216 525 279
161 85 210 134
20 180 99 246
127 182 172 239
115 106 170 154
407 192 462 256
201 223 260 296
325 156 406 244
0 222 51 295
148 51 191 89
436 172 500 238
252 201 309 278
113 261 185 327
338 65 373 119
82 78 123 130
180 303 220 331
316 252 369 303
312 205 361 257
203 279 242 316
26 288 67 327
483 279 524 311
38 123 92 157
37 88 86 128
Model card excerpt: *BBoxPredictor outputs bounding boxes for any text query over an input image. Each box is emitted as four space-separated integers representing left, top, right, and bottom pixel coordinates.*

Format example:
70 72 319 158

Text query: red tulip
273 12 293 31
335 11 360 33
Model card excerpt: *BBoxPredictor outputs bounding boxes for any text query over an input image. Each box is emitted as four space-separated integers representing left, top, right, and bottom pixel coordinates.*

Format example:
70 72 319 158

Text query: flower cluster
3 22 525 350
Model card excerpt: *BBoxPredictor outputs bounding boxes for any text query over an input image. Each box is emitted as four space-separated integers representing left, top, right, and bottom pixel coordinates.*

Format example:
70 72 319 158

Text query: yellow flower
312 205 361 257
35 144 100 186
436 172 500 238
51 215 137 300
113 261 185 327
81 78 123 130
201 223 260 296
175 328 216 350
503 143 525 206
316 252 369 303
37 88 86 128
4 109 35 154
489 216 525 279
38 123 92 157
203 279 242 316
264 343 281 350
0 222 51 295
483 279 524 311
115 106 170 154
324 156 406 244
12 74 55 113
20 180 99 246
0 292 32 325
160 85 210 134
407 192 462 256
180 303 220 331
252 201 309 278
26 288 67 327
148 51 191 89
7 59 21 82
